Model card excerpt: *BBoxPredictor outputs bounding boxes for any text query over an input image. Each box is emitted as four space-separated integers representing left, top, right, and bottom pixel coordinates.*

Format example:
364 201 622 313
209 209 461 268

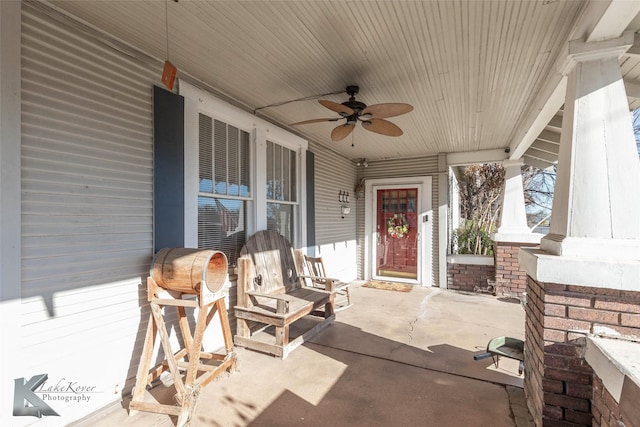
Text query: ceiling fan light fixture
356 158 368 167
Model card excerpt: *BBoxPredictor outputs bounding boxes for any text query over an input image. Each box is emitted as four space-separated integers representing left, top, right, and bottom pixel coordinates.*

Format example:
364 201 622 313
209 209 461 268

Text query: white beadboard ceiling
47 0 640 165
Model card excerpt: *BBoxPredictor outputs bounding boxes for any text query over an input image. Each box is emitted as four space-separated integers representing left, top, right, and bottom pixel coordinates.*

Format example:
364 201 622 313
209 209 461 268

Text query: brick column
523 277 640 426
493 159 542 297
521 32 640 426
494 241 539 297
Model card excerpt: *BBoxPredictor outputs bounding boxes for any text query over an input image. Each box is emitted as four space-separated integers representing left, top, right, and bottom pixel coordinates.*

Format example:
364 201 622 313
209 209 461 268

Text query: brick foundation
524 277 640 426
446 260 495 292
494 241 538 297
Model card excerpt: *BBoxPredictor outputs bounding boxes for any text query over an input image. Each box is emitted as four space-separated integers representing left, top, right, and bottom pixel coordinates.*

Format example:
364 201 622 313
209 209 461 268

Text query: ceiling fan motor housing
342 100 367 116
343 85 366 116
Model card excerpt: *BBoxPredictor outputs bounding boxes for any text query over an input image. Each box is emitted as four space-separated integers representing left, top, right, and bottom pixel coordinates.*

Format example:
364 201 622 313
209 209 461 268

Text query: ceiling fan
290 85 413 142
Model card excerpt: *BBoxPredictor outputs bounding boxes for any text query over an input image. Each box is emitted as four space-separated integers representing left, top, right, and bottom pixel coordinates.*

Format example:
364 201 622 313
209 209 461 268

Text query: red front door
375 187 418 280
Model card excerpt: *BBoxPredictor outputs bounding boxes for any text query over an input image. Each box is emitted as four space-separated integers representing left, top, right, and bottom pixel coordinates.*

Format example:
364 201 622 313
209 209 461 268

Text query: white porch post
539 32 640 264
494 159 540 240
521 30 640 291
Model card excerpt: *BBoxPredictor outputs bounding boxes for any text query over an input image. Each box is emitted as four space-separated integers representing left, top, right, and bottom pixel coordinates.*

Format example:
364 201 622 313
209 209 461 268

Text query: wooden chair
302 254 352 311
234 230 336 358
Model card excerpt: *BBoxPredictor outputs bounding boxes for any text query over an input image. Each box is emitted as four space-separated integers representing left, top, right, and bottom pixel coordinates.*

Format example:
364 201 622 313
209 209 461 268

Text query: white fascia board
585 2 640 42
446 149 509 167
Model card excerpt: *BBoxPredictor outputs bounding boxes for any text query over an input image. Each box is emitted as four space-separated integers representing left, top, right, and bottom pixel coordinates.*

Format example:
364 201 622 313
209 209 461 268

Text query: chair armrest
246 290 292 313
299 274 341 282
246 290 292 301
298 275 336 292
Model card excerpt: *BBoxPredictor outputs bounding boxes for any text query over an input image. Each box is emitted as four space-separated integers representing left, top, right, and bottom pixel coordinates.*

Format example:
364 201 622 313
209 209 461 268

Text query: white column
494 159 541 243
521 33 640 291
540 32 640 261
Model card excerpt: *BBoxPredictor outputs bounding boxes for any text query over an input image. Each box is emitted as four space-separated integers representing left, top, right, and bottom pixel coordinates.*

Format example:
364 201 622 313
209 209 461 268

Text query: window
180 81 307 265
266 141 297 243
198 114 250 266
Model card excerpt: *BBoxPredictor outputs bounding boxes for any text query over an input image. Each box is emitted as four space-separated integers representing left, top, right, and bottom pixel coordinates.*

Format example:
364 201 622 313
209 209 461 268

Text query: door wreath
387 213 409 239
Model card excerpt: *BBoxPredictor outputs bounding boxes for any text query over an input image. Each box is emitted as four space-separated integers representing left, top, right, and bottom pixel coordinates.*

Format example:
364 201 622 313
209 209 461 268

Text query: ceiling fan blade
361 103 413 119
319 100 354 116
331 123 355 142
361 118 403 137
290 118 341 125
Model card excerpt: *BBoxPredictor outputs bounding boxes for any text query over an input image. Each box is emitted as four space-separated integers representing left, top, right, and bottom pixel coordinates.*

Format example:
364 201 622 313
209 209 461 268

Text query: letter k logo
13 374 59 417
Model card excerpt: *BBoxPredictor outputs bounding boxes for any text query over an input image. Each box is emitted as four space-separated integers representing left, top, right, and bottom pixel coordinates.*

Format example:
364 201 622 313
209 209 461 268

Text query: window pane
228 125 239 196
266 141 296 203
240 131 250 196
213 120 227 195
199 114 213 193
290 150 297 202
274 144 282 200
198 196 246 267
267 202 293 243
283 147 290 201
210 119 250 197
266 141 274 199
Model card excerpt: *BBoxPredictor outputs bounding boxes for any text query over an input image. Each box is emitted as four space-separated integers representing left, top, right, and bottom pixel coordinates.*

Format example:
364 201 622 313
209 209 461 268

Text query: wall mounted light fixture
339 190 350 218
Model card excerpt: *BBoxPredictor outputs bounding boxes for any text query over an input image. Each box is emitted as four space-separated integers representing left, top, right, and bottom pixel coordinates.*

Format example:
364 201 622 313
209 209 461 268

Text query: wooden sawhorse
129 277 236 426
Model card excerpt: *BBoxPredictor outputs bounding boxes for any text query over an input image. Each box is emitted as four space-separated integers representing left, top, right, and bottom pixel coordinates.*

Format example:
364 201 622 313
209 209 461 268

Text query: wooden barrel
150 248 228 294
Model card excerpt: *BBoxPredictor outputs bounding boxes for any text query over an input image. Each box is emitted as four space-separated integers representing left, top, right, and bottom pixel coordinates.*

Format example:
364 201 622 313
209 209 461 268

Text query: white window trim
180 80 308 249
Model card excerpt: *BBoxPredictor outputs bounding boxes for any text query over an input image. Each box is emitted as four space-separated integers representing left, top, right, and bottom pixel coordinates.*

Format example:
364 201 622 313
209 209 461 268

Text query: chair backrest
303 255 330 287
239 230 302 293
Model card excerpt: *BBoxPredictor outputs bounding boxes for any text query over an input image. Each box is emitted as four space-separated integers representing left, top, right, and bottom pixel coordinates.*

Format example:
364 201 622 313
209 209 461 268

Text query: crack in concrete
407 317 417 344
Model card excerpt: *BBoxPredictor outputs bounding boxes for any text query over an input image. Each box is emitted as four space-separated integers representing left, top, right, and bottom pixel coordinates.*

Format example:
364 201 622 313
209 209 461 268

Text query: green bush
452 220 495 255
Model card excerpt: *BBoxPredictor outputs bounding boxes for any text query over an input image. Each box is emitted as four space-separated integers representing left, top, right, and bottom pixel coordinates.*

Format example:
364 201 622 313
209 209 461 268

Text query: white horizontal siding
19 2 162 421
309 141 358 280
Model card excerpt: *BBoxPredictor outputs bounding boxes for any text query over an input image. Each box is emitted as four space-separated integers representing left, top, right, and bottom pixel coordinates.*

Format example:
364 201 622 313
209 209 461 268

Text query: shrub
452 220 495 255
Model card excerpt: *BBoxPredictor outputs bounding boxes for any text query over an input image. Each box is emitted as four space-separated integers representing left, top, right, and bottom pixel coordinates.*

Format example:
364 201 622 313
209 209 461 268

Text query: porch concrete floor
73 283 534 427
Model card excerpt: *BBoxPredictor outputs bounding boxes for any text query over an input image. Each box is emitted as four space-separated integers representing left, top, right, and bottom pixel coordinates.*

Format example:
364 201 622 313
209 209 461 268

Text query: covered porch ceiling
48 0 640 168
